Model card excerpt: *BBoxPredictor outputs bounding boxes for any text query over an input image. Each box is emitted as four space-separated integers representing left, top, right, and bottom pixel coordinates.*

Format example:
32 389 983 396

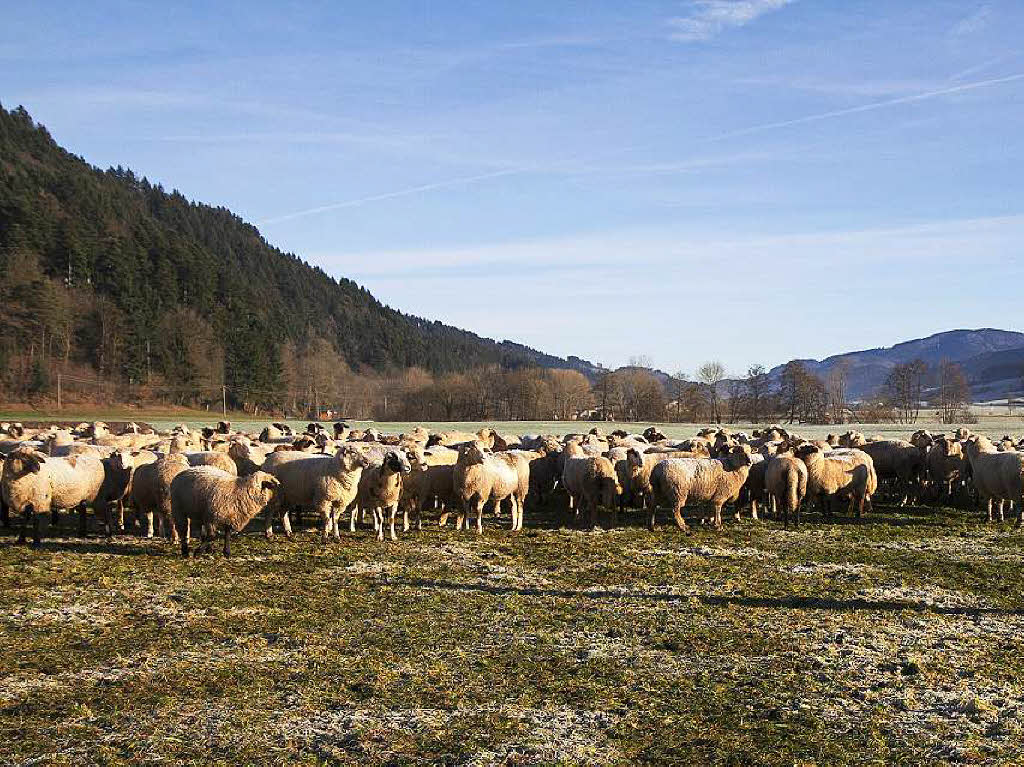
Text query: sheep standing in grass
625 448 704 511
130 453 190 540
171 468 281 556
963 436 1024 523
648 445 753 531
857 440 925 506
401 447 459 529
354 449 413 541
1 448 105 544
562 441 621 528
764 454 808 527
795 445 876 518
262 445 371 542
926 436 966 502
452 442 529 533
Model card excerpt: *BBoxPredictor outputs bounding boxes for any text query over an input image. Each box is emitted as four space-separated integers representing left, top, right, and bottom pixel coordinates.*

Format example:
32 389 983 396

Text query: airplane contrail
703 72 1024 143
259 71 1024 225
258 168 524 224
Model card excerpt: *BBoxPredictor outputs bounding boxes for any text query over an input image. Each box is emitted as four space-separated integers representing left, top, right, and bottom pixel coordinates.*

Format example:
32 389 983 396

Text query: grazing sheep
130 453 190 540
172 468 282 556
764 454 808 527
963 436 1024 523
452 442 530 533
1 448 105 544
795 444 876 518
262 446 371 541
562 441 621 527
354 449 413 541
857 440 925 506
648 445 754 530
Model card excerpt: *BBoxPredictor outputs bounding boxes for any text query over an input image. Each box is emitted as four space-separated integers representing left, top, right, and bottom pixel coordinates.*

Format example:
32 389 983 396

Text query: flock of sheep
1 419 1023 556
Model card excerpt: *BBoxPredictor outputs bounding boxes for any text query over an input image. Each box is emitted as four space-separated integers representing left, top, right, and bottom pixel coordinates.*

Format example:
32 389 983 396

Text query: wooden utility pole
57 373 62 411
222 385 227 417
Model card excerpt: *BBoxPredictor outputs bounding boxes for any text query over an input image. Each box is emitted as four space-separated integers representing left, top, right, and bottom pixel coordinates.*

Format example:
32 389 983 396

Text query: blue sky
4 1 1024 375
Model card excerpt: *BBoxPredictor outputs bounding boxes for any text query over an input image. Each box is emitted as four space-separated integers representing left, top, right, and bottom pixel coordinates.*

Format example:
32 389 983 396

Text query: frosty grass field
1 416 1023 763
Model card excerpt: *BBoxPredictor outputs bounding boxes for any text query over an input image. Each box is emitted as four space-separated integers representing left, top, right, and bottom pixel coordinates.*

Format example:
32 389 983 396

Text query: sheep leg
331 503 343 541
223 528 231 557
388 504 398 542
17 503 31 544
349 501 358 533
750 498 759 521
475 500 485 535
402 508 410 533
0 499 8 528
77 503 88 537
117 501 125 532
713 503 723 530
317 502 332 544
672 499 688 531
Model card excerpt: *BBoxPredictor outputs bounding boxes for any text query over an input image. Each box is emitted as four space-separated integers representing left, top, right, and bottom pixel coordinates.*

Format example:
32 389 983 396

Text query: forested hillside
0 104 598 409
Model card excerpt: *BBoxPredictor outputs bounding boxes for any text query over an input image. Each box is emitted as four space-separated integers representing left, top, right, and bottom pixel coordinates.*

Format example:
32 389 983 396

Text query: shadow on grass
386 576 1024 617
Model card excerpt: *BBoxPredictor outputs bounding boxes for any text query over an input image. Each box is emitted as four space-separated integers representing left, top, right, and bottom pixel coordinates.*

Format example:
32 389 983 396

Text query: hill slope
765 329 1024 400
0 103 600 403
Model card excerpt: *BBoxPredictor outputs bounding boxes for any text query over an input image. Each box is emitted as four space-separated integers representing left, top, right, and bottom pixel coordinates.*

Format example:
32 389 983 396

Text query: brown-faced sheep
926 436 967 502
963 436 1024 523
452 442 530 533
795 445 876 517
171 468 281 556
401 446 459 529
648 445 753 530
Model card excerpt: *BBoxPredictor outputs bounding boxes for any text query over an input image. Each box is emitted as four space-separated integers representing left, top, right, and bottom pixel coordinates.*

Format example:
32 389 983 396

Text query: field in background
2 502 1024 763
2 410 1022 441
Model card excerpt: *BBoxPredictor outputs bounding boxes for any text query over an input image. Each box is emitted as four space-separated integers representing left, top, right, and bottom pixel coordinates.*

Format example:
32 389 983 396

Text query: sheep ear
261 476 280 490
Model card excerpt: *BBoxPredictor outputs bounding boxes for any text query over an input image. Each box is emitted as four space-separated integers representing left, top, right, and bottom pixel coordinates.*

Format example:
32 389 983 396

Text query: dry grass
2 495 1024 765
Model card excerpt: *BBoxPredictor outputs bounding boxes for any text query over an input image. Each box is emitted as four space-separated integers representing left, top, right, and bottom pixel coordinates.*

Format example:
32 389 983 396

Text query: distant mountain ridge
763 329 1024 401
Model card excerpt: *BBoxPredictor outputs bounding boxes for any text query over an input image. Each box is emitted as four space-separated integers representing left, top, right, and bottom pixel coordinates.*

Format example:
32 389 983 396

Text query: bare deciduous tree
697 360 725 423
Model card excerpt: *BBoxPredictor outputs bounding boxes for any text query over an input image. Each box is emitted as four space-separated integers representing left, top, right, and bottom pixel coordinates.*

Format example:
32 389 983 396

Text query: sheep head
336 446 371 471
385 450 412 475
794 443 822 462
724 444 752 468
4 448 46 477
459 442 488 466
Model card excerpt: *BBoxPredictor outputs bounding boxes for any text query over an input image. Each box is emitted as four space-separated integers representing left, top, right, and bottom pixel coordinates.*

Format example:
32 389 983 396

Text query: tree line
0 103 597 410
